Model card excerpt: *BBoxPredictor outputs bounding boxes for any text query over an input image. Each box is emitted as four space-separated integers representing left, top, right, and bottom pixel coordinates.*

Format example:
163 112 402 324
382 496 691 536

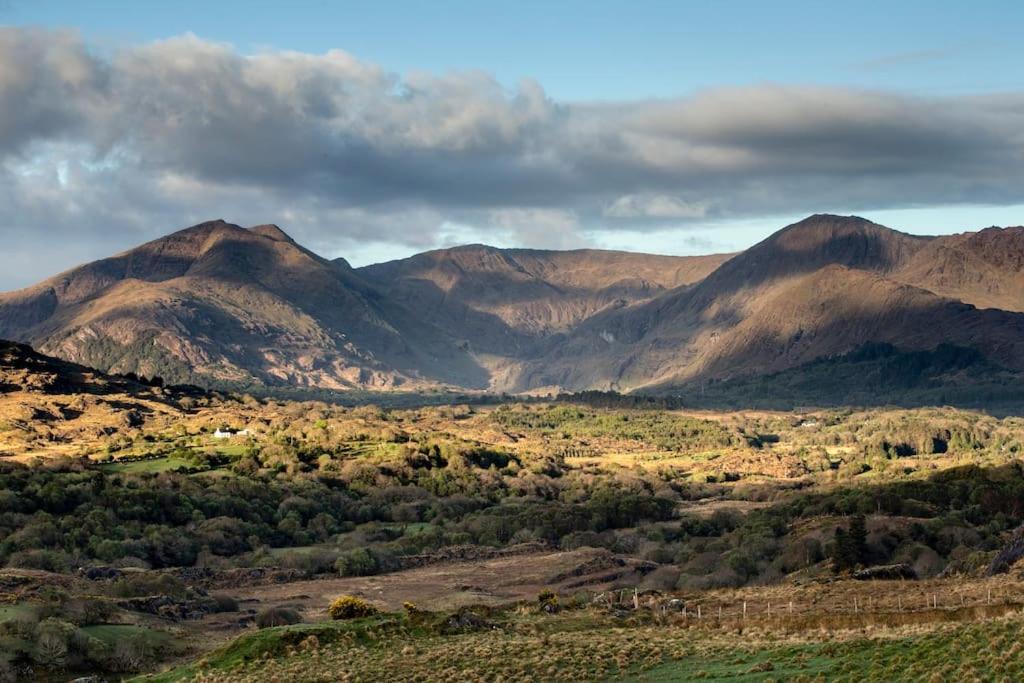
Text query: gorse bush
328 595 378 620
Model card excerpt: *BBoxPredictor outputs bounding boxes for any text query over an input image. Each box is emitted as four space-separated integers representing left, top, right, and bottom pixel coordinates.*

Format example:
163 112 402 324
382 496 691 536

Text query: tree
832 514 868 572
849 514 868 563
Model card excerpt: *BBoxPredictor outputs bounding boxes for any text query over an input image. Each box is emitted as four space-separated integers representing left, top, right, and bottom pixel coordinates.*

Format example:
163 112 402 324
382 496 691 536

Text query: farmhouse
213 427 250 439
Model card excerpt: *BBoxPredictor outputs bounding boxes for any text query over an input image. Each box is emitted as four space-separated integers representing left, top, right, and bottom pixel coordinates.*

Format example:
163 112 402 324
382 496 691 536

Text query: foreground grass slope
138 602 1024 682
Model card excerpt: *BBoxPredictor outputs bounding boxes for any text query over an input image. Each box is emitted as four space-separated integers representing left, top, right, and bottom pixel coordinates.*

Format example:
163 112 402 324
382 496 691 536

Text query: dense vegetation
3 398 1024 678
668 342 1024 413
2 403 1023 588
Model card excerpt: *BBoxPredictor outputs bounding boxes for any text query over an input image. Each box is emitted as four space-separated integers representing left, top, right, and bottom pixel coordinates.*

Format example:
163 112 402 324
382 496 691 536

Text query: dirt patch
230 548 645 618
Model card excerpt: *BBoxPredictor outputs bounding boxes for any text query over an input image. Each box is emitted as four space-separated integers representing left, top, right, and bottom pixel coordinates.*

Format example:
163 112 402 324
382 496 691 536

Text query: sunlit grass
138 607 1024 683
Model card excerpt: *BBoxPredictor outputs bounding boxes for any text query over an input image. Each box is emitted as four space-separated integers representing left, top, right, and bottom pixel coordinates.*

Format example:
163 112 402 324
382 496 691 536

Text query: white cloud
605 194 708 219
2 27 1024 289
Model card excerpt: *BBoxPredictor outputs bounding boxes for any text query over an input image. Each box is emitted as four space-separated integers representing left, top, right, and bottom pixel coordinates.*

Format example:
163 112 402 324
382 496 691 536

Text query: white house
213 427 250 439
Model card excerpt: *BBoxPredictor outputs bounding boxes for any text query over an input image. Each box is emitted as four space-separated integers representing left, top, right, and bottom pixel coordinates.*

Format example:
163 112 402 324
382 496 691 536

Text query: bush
255 607 302 629
210 594 239 613
334 548 378 577
328 595 378 620
537 589 559 613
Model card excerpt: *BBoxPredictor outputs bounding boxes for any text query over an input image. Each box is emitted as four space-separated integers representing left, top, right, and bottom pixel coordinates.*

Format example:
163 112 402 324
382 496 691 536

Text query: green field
81 623 174 650
0 604 33 624
102 456 194 474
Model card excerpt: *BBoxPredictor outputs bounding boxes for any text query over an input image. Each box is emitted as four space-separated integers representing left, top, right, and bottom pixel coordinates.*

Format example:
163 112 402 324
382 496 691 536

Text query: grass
102 456 194 474
636 617 1024 681
133 606 1024 683
0 603 33 623
202 444 249 457
81 623 175 650
137 615 402 682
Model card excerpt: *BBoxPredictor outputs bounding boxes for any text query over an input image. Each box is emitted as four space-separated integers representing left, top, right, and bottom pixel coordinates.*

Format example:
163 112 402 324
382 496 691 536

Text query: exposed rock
988 525 1024 576
116 594 219 621
78 566 124 581
852 563 917 581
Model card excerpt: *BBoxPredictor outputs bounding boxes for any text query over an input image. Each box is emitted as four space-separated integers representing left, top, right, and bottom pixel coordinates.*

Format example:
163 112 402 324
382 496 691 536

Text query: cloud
2 27 1024 289
605 194 708 219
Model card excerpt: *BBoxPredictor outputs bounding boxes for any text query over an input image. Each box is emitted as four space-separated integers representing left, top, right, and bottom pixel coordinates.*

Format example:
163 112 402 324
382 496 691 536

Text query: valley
4 8 1023 681
1 341 1024 679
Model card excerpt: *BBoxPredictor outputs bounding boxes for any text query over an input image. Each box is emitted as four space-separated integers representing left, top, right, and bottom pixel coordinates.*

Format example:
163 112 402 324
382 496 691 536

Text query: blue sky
9 0 1024 100
1 1 1023 285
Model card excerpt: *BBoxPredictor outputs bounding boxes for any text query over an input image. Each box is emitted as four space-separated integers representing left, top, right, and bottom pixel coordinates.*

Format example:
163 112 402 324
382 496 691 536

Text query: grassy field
101 456 195 474
136 603 1024 682
81 623 175 649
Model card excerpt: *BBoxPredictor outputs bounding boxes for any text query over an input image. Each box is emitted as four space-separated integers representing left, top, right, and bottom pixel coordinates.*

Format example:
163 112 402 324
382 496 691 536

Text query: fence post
697 604 702 619
743 601 747 619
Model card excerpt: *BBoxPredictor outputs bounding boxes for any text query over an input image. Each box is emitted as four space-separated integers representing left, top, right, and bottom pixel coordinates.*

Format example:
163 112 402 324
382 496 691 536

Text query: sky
1 1 1023 289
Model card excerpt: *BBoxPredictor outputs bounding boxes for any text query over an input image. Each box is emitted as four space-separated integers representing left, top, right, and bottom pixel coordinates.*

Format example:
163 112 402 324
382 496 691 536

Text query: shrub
537 589 559 613
210 594 239 613
328 595 378 620
255 607 302 629
334 548 378 577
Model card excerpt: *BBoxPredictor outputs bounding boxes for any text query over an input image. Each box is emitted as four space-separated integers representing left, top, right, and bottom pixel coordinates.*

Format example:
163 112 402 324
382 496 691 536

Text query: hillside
358 246 729 388
0 339 192 461
0 214 1022 400
518 215 1024 394
894 226 1024 312
358 245 728 340
0 220 486 391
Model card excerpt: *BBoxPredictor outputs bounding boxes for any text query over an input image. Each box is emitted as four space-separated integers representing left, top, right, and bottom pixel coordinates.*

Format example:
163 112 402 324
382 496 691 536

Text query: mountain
893 226 1024 313
0 220 486 390
1 214 1022 403
357 246 729 386
514 215 1024 393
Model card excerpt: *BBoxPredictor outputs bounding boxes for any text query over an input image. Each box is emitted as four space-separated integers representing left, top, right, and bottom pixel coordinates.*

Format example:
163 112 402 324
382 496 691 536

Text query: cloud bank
2 27 1024 287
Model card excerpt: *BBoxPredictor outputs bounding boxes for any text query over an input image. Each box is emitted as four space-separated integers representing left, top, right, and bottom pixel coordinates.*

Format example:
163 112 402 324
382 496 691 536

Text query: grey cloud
1 27 1024 289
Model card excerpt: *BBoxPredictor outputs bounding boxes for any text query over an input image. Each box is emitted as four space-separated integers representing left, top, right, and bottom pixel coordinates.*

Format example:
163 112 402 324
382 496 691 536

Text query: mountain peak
752 213 929 272
249 224 295 244
778 213 888 237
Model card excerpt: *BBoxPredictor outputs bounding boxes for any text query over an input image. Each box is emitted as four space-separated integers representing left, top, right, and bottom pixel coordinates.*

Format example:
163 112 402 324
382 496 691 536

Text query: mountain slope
1 214 1022 400
357 245 730 359
0 220 486 390
518 215 1024 392
893 226 1024 312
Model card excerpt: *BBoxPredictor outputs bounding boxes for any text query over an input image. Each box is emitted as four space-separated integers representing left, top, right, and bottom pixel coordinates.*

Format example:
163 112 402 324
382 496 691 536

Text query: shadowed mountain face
0 214 1022 398
357 246 730 356
511 215 1024 393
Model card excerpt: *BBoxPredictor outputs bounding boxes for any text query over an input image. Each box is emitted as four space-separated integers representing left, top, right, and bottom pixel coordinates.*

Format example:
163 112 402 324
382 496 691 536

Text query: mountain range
1 214 1022 403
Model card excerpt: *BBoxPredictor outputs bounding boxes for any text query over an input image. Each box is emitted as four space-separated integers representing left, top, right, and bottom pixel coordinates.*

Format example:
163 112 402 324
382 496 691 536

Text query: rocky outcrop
988 526 1024 576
